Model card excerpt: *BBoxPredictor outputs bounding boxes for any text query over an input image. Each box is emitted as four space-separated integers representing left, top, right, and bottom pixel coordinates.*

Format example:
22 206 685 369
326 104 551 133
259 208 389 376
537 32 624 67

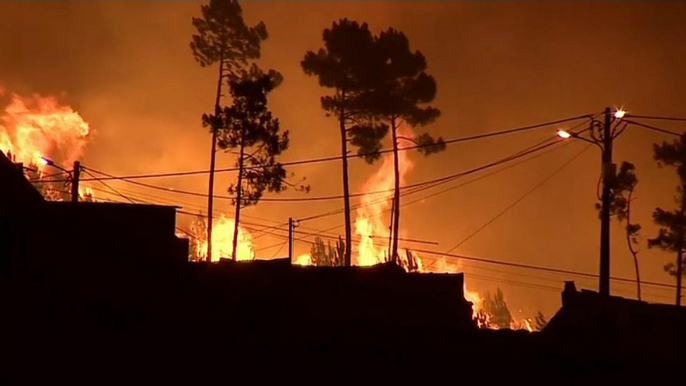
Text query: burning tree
647 133 686 306
301 19 386 267
597 161 642 300
204 66 300 261
191 0 268 263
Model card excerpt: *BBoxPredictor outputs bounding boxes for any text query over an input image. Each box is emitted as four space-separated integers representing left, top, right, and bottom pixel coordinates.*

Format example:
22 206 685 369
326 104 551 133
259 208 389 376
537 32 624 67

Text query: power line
82 165 426 203
268 241 289 259
28 171 67 181
82 169 136 204
296 134 571 223
295 119 596 232
464 272 562 293
175 209 292 240
92 184 293 245
443 142 592 255
33 114 596 209
87 182 288 233
410 247 677 290
36 113 593 184
627 114 686 123
625 120 682 137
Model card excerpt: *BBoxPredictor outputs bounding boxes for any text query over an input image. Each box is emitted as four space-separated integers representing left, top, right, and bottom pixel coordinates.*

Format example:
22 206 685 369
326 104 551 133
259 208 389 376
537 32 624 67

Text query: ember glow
187 214 255 262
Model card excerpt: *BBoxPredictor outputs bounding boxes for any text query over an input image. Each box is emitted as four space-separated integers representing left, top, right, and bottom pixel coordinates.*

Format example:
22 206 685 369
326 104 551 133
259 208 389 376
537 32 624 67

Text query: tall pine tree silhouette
301 19 386 266
191 0 268 262
363 28 445 263
204 66 300 261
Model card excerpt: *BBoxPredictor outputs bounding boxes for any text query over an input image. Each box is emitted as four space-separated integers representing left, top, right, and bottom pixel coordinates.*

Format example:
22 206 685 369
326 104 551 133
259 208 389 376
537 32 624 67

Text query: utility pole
71 161 81 203
599 107 614 297
288 217 294 264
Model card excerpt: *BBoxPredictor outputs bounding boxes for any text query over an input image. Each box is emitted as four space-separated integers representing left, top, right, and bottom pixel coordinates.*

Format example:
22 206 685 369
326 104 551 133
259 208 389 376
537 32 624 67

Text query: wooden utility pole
71 161 81 203
289 217 294 264
599 107 614 297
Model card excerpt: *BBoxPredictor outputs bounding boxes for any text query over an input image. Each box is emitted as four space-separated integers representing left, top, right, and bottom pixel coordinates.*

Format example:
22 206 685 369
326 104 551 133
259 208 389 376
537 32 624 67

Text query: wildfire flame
186 214 255 262
0 88 90 175
353 137 417 267
294 253 312 266
0 86 93 201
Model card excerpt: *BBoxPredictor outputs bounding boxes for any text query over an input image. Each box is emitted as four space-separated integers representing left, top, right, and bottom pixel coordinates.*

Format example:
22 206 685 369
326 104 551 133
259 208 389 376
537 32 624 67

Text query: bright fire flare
0 86 92 201
187 214 255 262
294 253 313 266
79 186 95 202
0 88 90 174
353 135 415 267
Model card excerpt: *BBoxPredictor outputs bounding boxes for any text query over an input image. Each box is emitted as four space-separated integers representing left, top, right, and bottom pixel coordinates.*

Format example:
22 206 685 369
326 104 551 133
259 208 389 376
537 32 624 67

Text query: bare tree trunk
206 56 225 263
231 129 246 262
391 118 401 265
625 190 641 301
387 194 395 262
339 92 352 267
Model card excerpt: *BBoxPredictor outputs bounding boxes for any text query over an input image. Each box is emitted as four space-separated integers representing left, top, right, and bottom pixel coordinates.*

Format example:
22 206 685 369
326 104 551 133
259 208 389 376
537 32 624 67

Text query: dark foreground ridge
1 151 684 382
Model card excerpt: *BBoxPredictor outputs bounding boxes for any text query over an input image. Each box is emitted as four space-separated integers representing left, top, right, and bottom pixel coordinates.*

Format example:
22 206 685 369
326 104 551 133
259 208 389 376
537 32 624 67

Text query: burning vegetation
0 86 93 202
183 214 255 262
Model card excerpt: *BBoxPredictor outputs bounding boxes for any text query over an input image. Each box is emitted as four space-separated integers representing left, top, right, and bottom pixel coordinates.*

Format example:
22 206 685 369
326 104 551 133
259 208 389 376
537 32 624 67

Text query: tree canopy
191 0 267 79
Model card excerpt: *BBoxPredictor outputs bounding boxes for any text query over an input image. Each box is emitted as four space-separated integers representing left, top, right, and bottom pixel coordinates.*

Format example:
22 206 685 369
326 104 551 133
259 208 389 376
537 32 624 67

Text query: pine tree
482 288 512 329
191 0 268 262
647 133 686 305
301 19 385 267
597 161 642 300
362 28 445 263
204 66 299 261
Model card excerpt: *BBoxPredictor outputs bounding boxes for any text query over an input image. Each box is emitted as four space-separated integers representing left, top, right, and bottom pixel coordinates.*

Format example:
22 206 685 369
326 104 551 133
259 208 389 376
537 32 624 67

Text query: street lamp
38 156 81 203
558 107 625 297
39 156 70 173
556 130 572 139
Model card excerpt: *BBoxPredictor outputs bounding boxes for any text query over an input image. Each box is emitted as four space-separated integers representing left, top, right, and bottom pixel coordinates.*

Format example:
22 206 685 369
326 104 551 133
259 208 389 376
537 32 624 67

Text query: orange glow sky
2 1 686 318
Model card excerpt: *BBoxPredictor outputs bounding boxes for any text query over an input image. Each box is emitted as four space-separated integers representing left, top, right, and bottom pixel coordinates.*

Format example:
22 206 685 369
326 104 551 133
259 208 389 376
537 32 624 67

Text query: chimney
562 281 577 307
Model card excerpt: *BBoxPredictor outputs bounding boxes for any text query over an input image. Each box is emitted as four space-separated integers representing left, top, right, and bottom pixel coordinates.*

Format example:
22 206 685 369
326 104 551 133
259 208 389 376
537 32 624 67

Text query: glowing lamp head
38 156 53 166
557 130 572 139
614 109 626 119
